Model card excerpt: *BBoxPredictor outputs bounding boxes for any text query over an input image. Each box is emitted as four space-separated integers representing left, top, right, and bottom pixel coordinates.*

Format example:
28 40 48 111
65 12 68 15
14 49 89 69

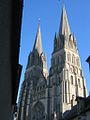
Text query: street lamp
86 56 90 73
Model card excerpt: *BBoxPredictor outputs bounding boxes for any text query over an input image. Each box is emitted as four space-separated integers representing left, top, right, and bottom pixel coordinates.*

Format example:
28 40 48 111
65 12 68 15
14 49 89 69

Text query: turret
53 32 57 52
26 22 43 69
26 21 48 78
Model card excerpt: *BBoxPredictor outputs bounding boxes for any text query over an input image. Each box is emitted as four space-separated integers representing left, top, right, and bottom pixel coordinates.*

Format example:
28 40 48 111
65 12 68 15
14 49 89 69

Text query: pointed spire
54 32 57 44
33 20 43 55
73 34 76 41
54 32 57 40
73 34 77 46
54 32 57 52
59 5 71 37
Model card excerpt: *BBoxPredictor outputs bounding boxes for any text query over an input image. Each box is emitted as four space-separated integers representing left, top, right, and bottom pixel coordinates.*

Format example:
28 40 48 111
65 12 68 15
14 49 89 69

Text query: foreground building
0 0 23 120
18 5 87 120
62 96 90 120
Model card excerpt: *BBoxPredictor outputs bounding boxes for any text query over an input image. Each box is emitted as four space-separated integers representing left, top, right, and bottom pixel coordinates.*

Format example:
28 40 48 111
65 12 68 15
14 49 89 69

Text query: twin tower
18 5 87 120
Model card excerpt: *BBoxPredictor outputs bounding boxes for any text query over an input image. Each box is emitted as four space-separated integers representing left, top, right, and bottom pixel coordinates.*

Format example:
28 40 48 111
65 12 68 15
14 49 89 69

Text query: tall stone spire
33 21 43 55
59 5 71 37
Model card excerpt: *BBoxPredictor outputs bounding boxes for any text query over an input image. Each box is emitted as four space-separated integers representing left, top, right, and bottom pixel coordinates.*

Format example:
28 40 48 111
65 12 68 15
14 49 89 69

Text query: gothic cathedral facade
18 5 87 120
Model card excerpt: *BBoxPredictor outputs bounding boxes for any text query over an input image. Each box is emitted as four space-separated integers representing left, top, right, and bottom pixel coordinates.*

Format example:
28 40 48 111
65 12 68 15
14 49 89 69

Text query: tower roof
33 22 43 55
59 5 71 36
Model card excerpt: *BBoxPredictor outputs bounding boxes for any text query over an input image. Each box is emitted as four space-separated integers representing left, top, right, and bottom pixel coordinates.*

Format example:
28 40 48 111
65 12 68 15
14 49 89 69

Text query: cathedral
17 5 87 120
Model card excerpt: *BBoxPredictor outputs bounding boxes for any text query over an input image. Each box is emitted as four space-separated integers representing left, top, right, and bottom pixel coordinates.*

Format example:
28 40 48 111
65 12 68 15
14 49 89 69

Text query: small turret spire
59 5 71 37
33 20 43 55
54 32 57 52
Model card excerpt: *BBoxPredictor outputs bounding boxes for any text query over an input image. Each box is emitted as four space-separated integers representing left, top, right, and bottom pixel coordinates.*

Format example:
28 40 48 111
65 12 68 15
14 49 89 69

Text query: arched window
72 54 75 64
68 81 70 103
76 58 80 66
71 75 73 84
65 81 67 94
69 54 71 62
70 66 73 73
65 81 67 103
67 53 71 62
75 76 77 86
78 79 81 87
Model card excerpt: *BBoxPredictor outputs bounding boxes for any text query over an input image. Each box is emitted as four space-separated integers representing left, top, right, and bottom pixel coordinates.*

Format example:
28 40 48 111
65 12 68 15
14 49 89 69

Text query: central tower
48 5 87 119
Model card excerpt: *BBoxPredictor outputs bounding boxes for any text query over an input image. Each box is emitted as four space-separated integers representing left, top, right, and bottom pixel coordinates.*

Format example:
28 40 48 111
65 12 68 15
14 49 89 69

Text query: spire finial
38 18 40 25
62 0 64 7
62 0 65 12
38 18 40 31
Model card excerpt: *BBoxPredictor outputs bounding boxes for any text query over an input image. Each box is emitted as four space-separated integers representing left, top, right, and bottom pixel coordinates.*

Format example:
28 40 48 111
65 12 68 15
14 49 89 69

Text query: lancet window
71 75 73 85
78 79 81 87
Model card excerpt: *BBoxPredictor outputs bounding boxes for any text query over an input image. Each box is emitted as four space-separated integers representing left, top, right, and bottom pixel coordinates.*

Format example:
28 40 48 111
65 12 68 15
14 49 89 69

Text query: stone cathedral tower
48 5 87 119
18 5 87 120
18 23 49 120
